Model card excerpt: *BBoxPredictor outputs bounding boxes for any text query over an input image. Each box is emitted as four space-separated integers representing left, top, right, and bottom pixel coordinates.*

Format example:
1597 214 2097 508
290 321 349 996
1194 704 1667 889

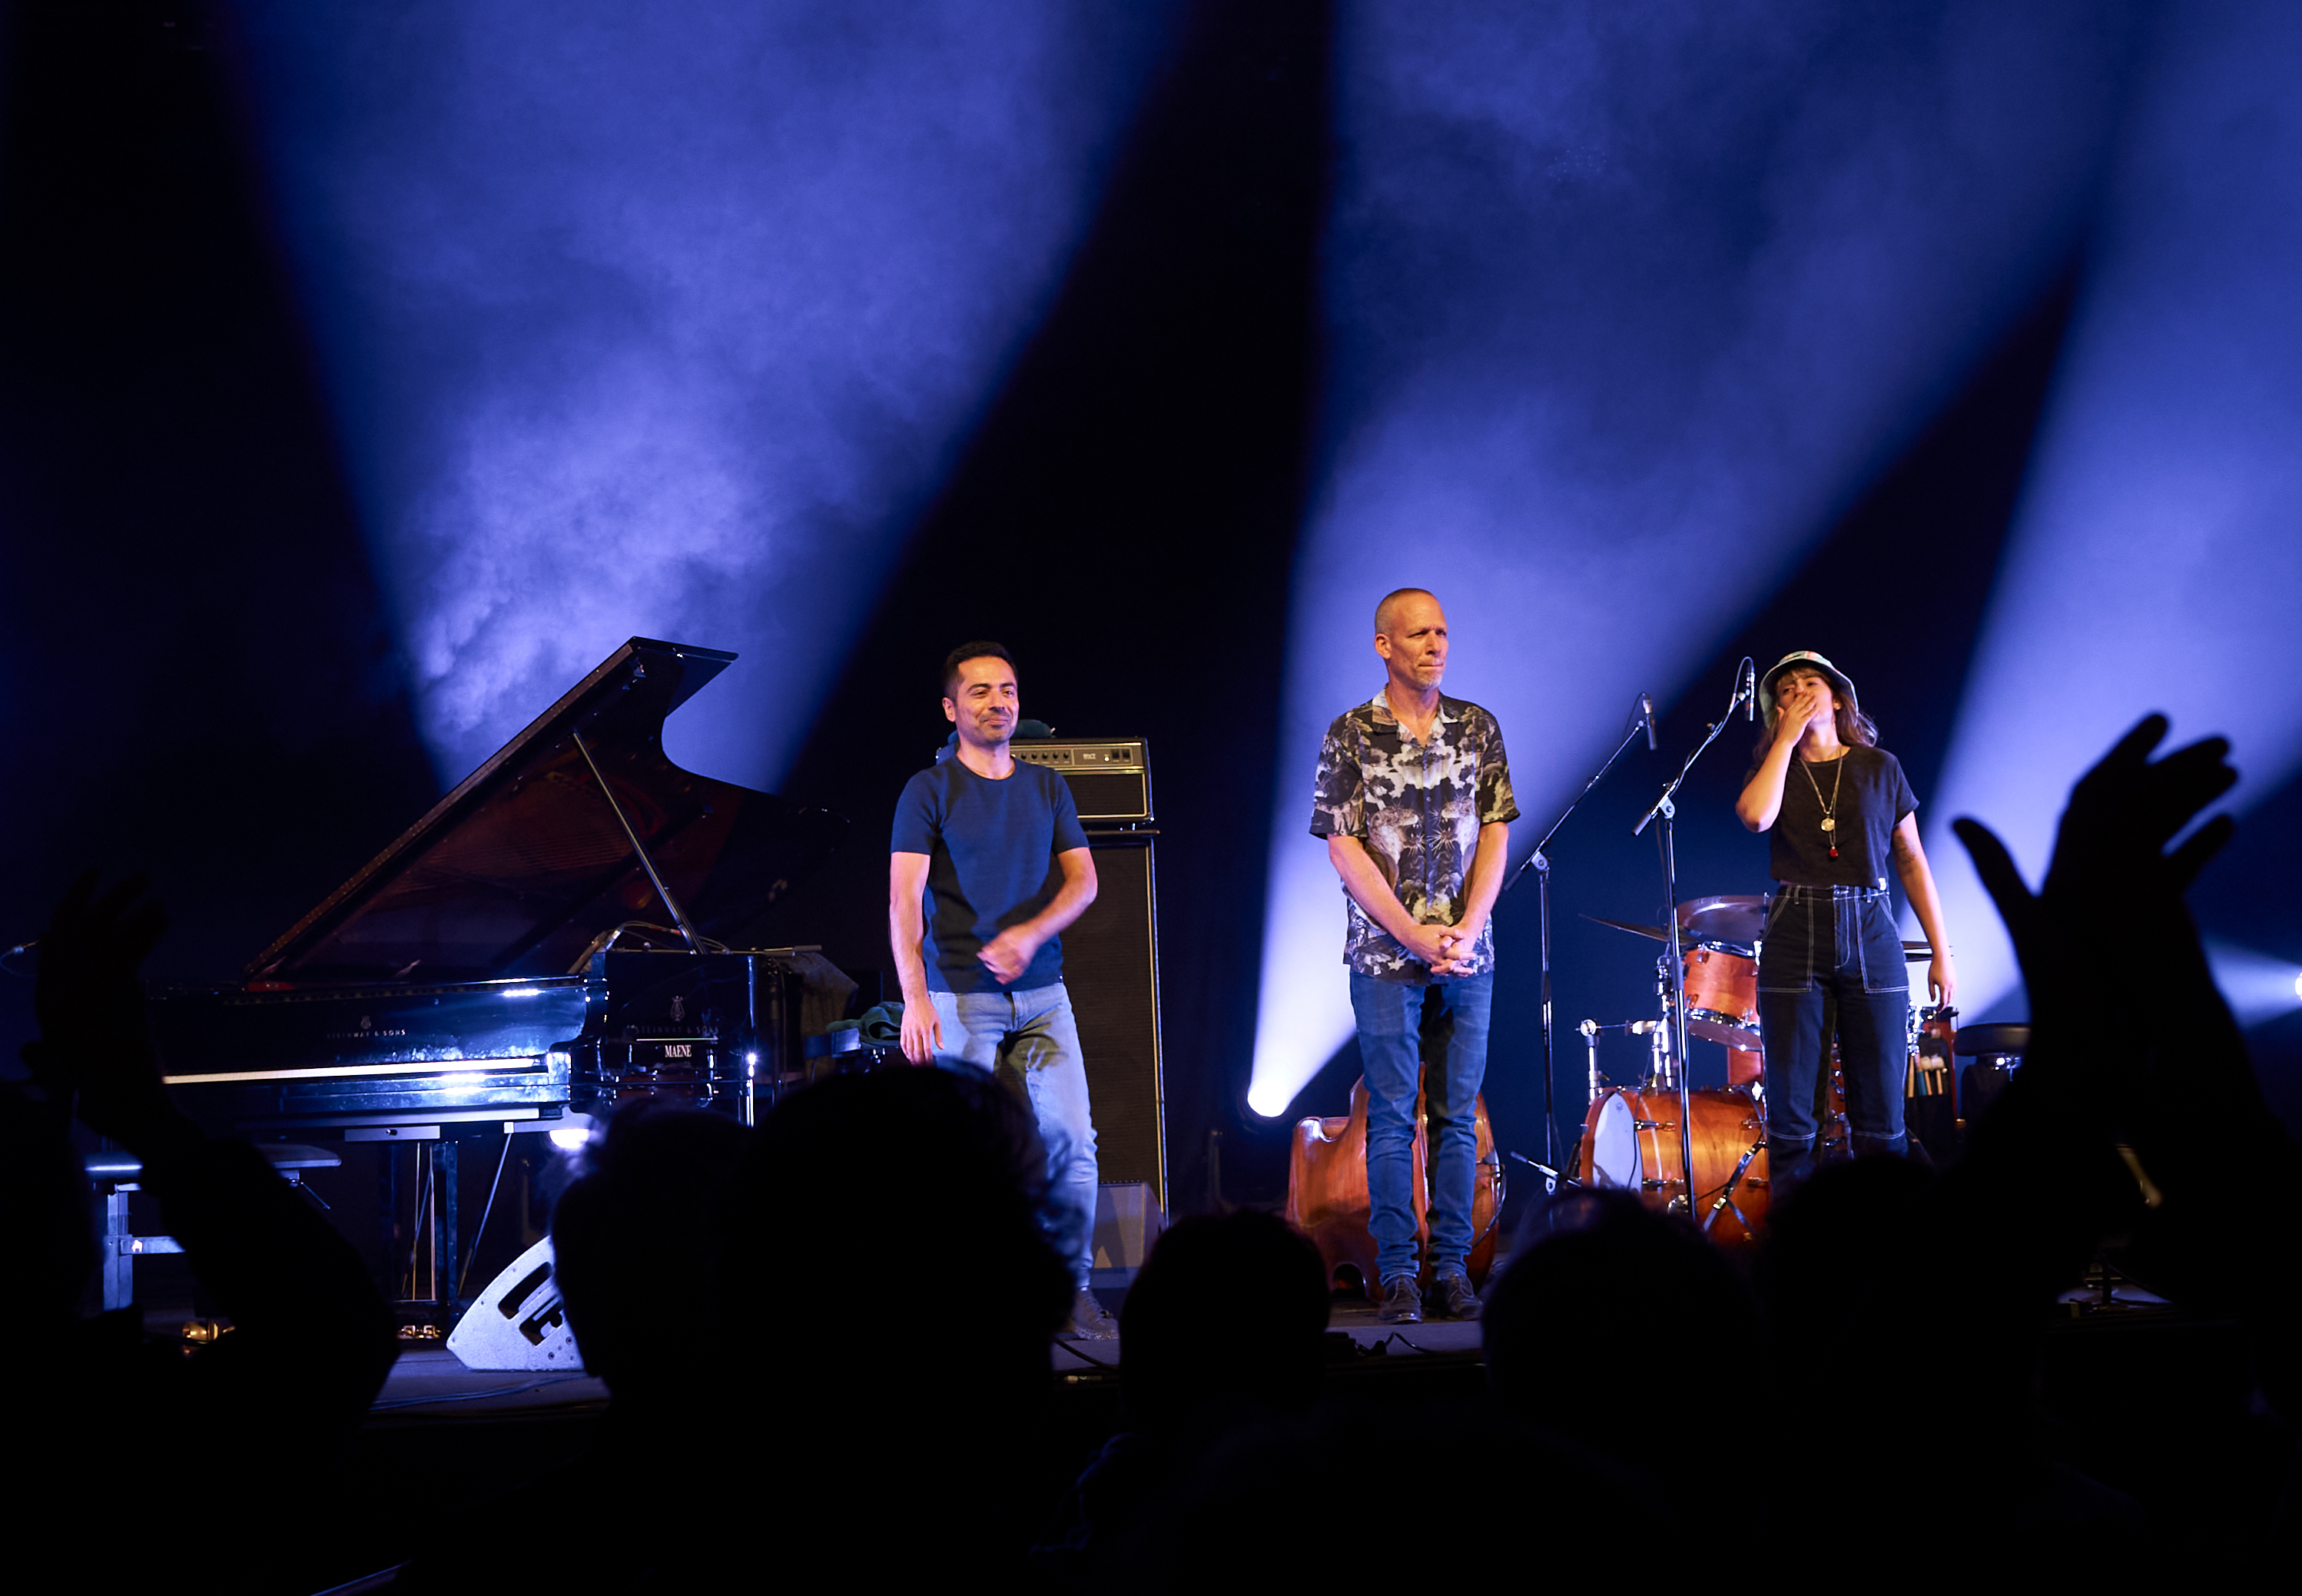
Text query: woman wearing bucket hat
1734 652 1954 1181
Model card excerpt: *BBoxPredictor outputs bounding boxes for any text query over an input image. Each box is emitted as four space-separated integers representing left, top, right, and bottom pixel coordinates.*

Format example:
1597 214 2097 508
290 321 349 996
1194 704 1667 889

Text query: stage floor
141 1261 2173 1422
360 1300 1488 1418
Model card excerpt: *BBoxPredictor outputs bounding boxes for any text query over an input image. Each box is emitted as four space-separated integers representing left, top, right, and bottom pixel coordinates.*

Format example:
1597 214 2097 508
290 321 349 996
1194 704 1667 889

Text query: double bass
1284 1072 1504 1297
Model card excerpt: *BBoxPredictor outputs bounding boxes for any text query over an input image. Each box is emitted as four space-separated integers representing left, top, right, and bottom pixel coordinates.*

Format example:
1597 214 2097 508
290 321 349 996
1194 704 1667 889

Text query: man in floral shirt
1309 588 1517 1324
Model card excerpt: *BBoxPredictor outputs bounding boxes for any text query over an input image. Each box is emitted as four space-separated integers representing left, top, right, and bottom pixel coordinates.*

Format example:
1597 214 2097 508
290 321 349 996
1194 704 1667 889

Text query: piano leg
103 1186 134 1314
426 1140 462 1321
377 1138 471 1329
378 1149 400 1307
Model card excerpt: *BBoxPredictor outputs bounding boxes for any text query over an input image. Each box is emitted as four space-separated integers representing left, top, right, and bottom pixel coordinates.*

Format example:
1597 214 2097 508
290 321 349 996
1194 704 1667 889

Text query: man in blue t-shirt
890 641 1115 1339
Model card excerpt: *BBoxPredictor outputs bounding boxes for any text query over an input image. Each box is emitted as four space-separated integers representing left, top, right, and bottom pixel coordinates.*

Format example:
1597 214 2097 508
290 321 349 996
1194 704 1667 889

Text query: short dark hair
942 640 1015 698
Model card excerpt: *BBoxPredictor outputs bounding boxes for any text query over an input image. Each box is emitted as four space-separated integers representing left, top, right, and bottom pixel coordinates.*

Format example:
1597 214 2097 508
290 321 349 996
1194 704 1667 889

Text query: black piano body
150 636 847 1142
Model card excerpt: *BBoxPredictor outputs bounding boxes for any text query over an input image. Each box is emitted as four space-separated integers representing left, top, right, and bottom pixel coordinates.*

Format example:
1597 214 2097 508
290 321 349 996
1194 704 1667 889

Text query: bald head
1374 587 1438 637
1373 589 1449 698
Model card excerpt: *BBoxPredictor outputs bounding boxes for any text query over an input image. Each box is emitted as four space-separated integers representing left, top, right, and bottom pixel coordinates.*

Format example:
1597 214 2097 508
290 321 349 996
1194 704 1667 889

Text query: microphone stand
1632 664 1754 1219
1505 695 1654 1173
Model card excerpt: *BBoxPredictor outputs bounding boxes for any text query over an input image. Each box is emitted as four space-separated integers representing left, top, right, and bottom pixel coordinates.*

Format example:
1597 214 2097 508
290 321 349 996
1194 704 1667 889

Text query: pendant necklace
1799 754 1846 859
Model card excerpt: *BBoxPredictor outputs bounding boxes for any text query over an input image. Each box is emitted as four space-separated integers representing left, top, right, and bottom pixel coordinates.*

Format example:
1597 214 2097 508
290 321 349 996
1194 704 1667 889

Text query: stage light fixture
2204 943 2302 1030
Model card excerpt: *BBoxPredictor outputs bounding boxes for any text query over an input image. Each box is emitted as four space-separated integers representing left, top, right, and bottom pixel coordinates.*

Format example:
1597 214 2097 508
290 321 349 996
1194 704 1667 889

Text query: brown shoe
1063 1286 1119 1340
1378 1275 1422 1324
1433 1269 1481 1321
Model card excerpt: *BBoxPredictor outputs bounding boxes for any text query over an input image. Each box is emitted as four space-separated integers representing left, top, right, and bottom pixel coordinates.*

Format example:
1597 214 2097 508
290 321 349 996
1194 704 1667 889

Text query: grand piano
147 637 846 1312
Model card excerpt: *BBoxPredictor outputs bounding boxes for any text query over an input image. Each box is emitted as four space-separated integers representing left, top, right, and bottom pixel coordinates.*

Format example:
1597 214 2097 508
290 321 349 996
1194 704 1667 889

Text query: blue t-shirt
891 758 1090 994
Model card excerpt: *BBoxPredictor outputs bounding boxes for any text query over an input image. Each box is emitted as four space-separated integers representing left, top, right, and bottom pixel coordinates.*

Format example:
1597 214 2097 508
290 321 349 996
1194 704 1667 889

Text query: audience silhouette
720 1064 1075 1582
5 874 398 1593
1484 1188 1759 1480
1036 1208 1330 1570
391 1103 752 1592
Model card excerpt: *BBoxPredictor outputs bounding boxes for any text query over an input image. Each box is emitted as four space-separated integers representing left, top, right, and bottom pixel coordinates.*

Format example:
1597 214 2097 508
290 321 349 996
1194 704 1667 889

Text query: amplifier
1012 738 1152 824
1063 835 1166 1209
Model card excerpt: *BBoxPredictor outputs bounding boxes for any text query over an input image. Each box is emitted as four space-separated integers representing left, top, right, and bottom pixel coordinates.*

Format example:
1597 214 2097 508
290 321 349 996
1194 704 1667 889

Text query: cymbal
1584 901 1766 948
1584 913 1670 942
1676 894 1766 946
1590 900 1932 959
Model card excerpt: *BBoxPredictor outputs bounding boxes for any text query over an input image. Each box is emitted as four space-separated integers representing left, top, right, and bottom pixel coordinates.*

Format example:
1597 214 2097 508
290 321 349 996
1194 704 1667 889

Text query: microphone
1638 692 1657 751
1739 658 1756 722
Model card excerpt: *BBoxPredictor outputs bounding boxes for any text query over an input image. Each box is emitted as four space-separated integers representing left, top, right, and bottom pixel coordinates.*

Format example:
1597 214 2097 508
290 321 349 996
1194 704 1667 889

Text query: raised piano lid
245 637 846 986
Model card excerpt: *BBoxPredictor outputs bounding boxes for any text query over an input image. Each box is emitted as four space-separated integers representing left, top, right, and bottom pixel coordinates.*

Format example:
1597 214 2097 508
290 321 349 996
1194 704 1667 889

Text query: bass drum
1576 1087 1770 1246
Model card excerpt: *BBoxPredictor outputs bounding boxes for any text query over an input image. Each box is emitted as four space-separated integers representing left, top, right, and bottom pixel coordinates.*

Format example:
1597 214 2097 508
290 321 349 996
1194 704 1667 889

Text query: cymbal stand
1634 662 1756 1218
1507 694 1655 1166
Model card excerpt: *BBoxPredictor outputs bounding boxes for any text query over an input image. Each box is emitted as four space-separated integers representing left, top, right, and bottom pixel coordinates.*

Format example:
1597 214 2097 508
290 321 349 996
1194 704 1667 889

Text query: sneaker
1063 1286 1119 1340
1378 1275 1422 1324
1432 1269 1481 1321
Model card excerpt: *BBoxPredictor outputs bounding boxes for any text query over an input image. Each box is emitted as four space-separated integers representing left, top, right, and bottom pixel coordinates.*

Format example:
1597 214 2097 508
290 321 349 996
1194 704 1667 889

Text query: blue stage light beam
2204 943 2302 1031
1248 1 2146 1118
226 1 1176 786
1927 0 2302 1022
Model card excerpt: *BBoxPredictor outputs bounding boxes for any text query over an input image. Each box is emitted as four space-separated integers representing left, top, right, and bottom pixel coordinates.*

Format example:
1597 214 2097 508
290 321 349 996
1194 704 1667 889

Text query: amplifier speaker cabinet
1013 737 1163 1210
1060 833 1166 1212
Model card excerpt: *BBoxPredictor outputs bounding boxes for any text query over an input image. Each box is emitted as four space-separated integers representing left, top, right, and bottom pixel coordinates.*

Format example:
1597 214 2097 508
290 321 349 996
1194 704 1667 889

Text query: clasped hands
1398 919 1478 977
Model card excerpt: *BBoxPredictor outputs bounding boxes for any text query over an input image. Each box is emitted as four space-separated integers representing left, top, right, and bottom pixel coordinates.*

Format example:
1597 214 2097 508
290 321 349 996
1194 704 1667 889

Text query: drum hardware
1576 1017 1671 1104
1700 1136 1767 1238
1508 1150 1582 1191
1589 907 1768 1077
1504 692 1660 1173
1632 659 1755 1223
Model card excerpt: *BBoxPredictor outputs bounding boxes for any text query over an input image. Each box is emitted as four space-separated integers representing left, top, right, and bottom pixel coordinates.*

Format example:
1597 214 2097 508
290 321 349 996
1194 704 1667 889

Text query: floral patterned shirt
1309 692 1518 982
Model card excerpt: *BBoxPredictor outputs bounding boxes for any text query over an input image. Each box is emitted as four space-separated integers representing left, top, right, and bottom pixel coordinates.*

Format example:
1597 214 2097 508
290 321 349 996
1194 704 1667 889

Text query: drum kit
1567 894 1954 1245
1507 665 1958 1247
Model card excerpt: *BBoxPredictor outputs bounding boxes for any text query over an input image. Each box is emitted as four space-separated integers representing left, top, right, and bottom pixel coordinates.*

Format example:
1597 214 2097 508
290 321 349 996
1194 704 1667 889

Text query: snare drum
1681 942 1760 1047
1576 1086 1771 1245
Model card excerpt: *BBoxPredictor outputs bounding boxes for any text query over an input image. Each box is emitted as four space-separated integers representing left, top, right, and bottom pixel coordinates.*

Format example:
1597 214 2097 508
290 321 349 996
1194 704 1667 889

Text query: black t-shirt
1759 745 1918 889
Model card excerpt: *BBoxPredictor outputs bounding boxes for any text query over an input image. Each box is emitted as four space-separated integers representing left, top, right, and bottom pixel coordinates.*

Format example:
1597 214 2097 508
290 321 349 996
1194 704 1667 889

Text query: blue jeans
929 984 1099 1287
1348 970 1494 1285
1756 887 1909 1163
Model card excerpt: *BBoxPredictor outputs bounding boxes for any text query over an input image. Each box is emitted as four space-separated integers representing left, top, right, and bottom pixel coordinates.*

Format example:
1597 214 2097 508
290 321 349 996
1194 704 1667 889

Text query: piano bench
86 1143 343 1314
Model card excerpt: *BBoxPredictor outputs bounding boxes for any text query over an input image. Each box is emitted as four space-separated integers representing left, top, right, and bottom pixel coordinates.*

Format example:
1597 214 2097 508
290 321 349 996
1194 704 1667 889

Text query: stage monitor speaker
1060 833 1166 1212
